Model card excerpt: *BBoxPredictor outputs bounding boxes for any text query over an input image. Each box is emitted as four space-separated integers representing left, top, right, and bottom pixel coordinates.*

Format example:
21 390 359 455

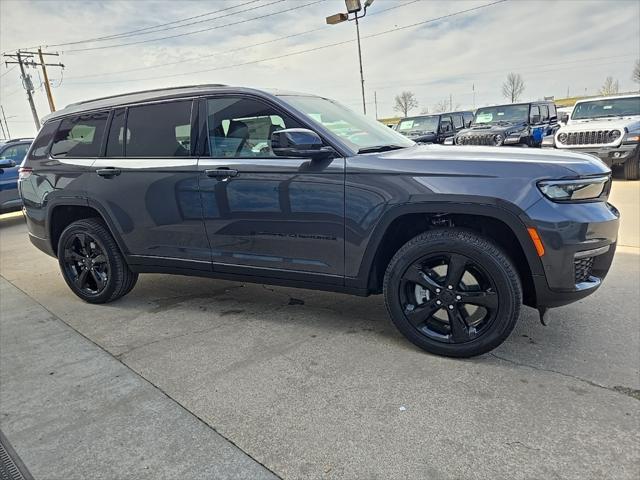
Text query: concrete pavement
1 179 639 479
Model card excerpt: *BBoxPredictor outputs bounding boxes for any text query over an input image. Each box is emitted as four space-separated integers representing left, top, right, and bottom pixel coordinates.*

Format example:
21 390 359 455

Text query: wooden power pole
19 49 64 113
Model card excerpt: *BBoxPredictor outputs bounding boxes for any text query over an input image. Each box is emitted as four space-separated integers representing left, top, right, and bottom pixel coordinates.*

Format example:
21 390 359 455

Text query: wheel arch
355 200 544 307
47 198 128 258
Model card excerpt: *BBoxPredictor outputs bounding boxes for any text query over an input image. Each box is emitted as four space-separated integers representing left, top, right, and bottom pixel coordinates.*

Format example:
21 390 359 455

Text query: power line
67 0 424 80
66 0 507 85
63 0 325 53
0 65 18 78
45 0 264 47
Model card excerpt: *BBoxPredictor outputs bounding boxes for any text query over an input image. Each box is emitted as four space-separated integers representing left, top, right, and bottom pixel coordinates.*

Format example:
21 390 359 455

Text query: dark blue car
0 138 32 213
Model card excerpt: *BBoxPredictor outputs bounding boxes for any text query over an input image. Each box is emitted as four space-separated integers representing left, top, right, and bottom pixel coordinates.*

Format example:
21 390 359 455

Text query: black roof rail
65 84 228 109
2 137 34 143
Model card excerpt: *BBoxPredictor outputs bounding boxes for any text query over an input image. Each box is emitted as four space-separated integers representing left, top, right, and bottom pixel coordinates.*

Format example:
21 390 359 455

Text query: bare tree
432 98 450 113
502 73 525 103
599 76 620 96
633 60 640 85
393 91 419 117
420 106 430 115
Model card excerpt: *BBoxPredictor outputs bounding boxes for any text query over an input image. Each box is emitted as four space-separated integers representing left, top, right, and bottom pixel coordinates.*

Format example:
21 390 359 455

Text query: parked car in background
552 94 640 180
557 106 573 125
19 85 618 357
0 138 32 213
452 101 559 147
395 111 473 143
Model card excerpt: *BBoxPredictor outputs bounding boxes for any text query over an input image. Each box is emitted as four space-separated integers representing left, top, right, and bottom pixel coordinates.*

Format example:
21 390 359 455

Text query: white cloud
1 0 638 137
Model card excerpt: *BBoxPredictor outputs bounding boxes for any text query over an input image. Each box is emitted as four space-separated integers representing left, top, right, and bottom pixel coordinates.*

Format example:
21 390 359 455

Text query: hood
564 116 640 132
357 144 610 178
457 122 528 137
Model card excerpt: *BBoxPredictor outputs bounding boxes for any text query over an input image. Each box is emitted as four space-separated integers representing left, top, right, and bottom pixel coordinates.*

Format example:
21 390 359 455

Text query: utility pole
0 115 6 139
449 93 453 111
0 106 10 139
4 51 40 130
20 48 64 112
374 91 378 120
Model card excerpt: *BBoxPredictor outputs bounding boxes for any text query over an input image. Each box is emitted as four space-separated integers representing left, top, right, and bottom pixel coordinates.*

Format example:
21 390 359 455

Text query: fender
351 196 545 288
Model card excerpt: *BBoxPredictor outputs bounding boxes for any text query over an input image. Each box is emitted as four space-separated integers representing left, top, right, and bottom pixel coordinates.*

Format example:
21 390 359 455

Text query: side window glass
106 109 127 157
1 144 29 162
50 112 108 158
548 104 557 120
440 117 453 133
540 105 549 121
530 105 540 123
126 101 192 157
463 113 474 127
452 115 463 129
29 120 60 160
206 97 299 158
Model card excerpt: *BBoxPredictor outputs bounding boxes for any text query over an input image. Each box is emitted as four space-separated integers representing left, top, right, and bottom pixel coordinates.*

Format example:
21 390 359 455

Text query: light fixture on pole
326 0 374 115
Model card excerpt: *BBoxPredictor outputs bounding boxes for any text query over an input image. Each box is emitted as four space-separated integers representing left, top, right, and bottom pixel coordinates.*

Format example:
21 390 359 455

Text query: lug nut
448 285 453 290
448 305 454 310
456 295 461 300
435 288 441 293
436 300 441 305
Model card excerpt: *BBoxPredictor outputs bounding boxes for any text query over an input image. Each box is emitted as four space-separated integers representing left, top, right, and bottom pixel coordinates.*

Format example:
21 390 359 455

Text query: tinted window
50 112 108 158
463 112 474 127
440 117 453 133
29 120 59 160
126 101 192 157
206 97 299 157
540 105 549 121
1 143 30 162
530 105 540 122
548 103 557 119
452 114 463 129
106 109 126 157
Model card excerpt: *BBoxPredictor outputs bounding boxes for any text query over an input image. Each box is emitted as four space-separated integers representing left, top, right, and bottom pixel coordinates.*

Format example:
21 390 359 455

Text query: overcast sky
1 0 639 138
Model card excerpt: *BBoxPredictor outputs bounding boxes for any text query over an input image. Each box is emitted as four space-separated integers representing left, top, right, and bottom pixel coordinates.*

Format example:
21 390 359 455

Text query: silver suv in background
553 95 640 179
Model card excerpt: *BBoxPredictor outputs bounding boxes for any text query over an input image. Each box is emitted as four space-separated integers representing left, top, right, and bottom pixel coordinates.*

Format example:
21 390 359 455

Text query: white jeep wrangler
553 94 640 180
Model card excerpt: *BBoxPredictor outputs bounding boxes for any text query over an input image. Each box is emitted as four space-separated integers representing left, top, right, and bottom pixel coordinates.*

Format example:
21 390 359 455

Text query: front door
198 96 345 281
84 100 210 269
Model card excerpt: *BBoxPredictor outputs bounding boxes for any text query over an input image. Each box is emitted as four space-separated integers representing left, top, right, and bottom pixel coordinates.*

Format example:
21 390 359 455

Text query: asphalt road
1 179 638 480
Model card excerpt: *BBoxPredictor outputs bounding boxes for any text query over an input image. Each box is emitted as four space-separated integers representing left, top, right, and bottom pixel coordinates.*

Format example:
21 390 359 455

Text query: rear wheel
57 218 138 303
623 151 639 180
383 229 522 357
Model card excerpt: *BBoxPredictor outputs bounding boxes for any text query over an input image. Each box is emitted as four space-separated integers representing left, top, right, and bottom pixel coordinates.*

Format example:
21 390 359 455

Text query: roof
573 93 640 104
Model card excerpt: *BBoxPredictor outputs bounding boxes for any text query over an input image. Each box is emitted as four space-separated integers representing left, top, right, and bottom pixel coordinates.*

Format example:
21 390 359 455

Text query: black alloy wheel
399 253 499 344
384 229 522 357
57 218 138 303
62 232 110 296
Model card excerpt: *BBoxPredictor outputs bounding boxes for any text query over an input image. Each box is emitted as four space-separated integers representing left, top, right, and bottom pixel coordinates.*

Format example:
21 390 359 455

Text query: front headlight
538 176 610 202
557 132 568 144
608 130 621 142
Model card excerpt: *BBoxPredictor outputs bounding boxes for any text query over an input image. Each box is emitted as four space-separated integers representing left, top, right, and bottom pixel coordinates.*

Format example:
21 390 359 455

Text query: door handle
205 168 238 178
96 168 121 177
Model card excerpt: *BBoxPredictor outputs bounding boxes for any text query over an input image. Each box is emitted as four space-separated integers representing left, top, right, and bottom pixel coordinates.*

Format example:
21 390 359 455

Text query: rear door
87 100 209 269
197 95 345 280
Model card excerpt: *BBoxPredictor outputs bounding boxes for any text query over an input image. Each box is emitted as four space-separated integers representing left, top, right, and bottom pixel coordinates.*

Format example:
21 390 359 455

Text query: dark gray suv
19 85 619 357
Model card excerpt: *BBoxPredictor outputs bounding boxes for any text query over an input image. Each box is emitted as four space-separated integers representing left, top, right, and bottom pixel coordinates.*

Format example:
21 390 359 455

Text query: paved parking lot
1 179 638 479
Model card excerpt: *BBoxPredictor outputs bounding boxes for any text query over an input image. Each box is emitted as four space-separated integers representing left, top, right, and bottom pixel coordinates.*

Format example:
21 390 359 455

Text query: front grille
574 256 594 283
460 134 494 145
566 130 612 146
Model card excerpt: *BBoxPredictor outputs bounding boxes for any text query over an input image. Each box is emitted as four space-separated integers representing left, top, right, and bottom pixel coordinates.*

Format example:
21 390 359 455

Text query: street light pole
326 0 374 116
354 13 366 115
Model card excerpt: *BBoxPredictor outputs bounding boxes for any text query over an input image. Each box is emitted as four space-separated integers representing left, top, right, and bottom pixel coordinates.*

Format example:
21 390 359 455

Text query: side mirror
560 113 569 124
0 158 16 169
530 114 541 124
271 128 333 159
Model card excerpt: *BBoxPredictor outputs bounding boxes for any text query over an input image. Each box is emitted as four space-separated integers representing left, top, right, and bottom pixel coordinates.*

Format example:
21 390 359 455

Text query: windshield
396 115 439 133
572 97 640 120
473 104 529 125
281 95 414 151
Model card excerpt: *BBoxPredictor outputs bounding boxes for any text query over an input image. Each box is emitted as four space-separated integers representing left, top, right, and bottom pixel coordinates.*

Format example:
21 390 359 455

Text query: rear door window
452 114 464 129
50 112 109 158
105 108 126 157
125 101 193 157
540 105 549 122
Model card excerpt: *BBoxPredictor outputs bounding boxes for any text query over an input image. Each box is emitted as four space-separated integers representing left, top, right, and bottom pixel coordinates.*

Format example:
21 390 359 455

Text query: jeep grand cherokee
19 85 619 357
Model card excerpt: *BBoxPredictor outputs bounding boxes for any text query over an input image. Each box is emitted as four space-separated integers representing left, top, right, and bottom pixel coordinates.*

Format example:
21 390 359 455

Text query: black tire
623 152 639 180
57 218 138 304
383 229 522 358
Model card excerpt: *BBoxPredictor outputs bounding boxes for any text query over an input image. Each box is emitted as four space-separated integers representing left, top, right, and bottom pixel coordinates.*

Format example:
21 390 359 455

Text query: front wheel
383 229 522 357
57 218 138 304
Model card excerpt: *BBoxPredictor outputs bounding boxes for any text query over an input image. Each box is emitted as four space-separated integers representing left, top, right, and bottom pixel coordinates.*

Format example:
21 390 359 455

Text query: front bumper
556 143 639 166
525 198 620 308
